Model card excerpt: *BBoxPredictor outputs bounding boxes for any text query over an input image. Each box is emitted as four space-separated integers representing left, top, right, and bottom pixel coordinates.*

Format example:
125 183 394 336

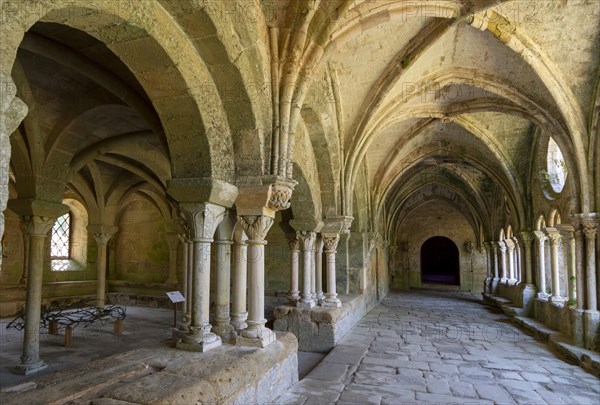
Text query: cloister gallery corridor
277 290 600 405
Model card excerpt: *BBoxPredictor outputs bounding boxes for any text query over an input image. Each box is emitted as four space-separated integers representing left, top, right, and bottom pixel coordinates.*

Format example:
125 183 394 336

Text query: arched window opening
545 138 567 193
51 213 71 271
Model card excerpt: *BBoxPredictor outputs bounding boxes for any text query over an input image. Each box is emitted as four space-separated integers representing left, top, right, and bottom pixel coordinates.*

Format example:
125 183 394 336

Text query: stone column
490 241 500 293
574 225 585 310
176 203 225 352
559 226 576 306
15 215 57 374
546 228 565 304
311 238 317 300
498 240 508 283
315 234 325 304
519 232 534 285
582 219 598 311
237 215 276 347
533 231 548 299
213 237 234 342
164 231 180 285
323 233 342 307
230 232 248 332
483 241 493 294
88 225 118 309
286 235 300 305
505 238 516 284
513 237 522 283
177 234 189 324
297 231 317 309
185 238 193 321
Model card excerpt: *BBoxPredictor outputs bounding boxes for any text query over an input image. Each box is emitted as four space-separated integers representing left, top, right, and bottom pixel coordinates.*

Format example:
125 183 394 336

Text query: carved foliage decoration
238 215 274 241
323 234 340 253
267 184 293 211
296 231 316 252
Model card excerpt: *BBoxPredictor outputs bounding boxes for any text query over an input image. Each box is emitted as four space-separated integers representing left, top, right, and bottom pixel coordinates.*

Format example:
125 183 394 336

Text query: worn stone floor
277 290 600 405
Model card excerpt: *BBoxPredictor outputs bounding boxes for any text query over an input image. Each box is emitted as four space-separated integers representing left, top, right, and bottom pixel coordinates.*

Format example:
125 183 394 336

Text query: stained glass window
51 213 71 271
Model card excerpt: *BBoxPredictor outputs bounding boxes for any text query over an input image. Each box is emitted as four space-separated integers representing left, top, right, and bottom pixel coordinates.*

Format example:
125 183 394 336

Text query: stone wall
395 200 487 293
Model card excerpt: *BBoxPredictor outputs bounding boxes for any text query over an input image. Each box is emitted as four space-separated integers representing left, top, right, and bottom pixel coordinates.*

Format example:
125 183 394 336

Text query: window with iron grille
51 213 71 271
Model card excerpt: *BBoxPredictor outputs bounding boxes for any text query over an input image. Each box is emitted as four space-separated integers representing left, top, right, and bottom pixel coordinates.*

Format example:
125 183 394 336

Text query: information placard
166 291 185 303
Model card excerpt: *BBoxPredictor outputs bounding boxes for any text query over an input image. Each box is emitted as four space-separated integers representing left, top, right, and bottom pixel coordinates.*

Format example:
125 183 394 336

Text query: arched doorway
420 236 460 285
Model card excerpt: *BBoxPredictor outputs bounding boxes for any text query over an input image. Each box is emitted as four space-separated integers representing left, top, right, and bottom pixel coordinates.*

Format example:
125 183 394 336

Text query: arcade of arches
0 0 599 403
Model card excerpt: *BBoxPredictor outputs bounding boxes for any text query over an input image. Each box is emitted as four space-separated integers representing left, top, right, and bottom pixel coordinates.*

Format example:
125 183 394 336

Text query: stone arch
1 1 236 181
548 208 562 228
535 214 547 231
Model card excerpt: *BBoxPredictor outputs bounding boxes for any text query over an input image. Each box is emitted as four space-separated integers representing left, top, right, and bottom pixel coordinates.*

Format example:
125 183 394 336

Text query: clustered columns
490 241 500 293
504 238 516 284
498 241 508 283
213 233 235 342
297 231 317 309
315 235 325 304
7 199 69 375
581 217 598 312
88 224 119 309
558 225 577 306
322 233 342 308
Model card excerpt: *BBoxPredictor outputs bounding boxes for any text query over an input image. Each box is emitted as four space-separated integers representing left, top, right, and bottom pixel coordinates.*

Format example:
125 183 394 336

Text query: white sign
166 291 185 303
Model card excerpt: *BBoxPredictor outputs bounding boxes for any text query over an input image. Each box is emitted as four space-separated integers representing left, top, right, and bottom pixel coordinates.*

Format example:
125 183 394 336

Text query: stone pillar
311 238 317 300
582 219 598 311
286 235 301 305
90 226 118 308
15 215 57 374
176 203 226 352
7 197 69 375
559 226 576 306
164 231 180 285
546 228 565 304
519 232 534 285
185 238 193 321
297 231 317 309
513 237 522 283
323 233 342 307
237 215 276 347
533 231 548 299
505 238 516 284
315 235 325 304
490 241 500 293
498 240 508 283
483 241 493 294
177 234 189 324
574 225 585 310
213 237 234 342
230 232 248 332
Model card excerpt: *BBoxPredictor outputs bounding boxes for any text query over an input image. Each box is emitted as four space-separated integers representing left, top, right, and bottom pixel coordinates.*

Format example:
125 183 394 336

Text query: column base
14 360 47 375
549 296 567 306
213 322 236 343
172 323 190 339
537 292 549 300
230 312 248 332
317 292 325 305
297 299 316 309
176 332 222 352
322 297 342 308
237 327 276 348
287 293 300 305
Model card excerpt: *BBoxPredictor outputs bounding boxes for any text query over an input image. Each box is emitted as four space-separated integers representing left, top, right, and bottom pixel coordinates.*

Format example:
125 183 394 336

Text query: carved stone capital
179 203 226 241
88 225 119 246
296 231 317 252
518 231 534 244
286 235 301 251
322 216 353 235
545 228 562 245
315 234 324 253
238 215 274 241
581 217 598 240
497 240 507 252
20 216 56 237
322 234 340 253
267 183 293 211
236 178 296 218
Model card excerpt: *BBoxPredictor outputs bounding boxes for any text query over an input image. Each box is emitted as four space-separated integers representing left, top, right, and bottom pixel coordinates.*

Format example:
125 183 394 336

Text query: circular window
545 137 567 194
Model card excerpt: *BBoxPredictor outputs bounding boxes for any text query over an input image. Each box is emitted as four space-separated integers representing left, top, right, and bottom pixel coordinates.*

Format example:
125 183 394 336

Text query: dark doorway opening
420 236 460 285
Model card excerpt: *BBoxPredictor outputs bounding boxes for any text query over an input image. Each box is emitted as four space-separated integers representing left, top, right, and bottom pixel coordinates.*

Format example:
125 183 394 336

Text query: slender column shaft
534 231 548 297
519 232 534 285
582 221 598 311
287 236 300 304
315 235 324 303
506 239 515 282
186 240 193 316
498 241 507 282
213 239 234 340
191 240 212 332
575 229 585 309
17 215 58 375
297 231 317 308
323 234 342 307
179 236 189 322
237 215 276 347
546 229 564 303
492 243 499 279
231 238 248 331
95 242 108 307
560 229 576 305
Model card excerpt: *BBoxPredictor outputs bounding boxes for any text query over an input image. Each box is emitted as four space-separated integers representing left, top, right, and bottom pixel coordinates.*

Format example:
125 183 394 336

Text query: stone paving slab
275 290 600 404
